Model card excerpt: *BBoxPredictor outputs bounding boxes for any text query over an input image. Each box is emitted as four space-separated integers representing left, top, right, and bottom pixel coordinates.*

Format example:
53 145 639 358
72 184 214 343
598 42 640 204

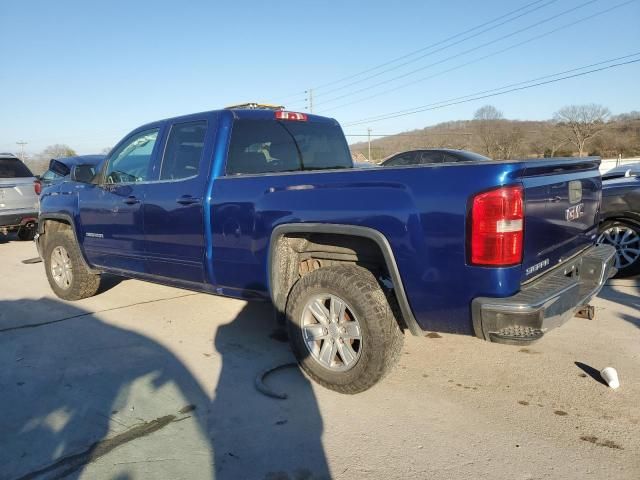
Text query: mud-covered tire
286 264 404 394
43 229 101 300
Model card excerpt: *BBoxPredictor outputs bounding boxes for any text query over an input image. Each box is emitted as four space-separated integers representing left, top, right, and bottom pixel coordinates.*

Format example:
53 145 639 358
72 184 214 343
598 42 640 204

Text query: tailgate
520 158 601 282
0 178 38 212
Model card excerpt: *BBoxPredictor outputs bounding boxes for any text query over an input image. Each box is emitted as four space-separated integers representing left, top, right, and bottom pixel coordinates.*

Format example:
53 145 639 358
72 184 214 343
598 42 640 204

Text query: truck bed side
209 162 532 335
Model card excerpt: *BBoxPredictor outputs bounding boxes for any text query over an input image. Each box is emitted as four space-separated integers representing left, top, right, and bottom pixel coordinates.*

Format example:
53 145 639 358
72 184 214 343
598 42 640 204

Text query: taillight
275 111 308 121
34 180 42 196
470 185 523 266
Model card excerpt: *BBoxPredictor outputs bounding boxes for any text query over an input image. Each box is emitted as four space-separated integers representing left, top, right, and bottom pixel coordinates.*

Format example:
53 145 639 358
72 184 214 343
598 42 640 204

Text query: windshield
227 119 353 175
0 158 33 178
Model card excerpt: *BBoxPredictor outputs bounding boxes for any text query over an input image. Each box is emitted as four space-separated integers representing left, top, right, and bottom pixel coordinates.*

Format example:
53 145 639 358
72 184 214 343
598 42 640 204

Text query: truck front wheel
44 229 101 301
286 264 404 394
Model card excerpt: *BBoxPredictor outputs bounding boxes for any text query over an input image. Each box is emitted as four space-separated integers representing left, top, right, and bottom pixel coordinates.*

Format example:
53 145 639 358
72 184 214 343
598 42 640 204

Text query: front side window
160 121 207 180
226 119 352 175
105 129 159 184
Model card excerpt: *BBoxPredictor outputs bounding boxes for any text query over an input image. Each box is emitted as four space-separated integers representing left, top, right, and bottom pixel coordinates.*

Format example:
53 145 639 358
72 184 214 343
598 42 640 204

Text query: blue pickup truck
37 107 616 393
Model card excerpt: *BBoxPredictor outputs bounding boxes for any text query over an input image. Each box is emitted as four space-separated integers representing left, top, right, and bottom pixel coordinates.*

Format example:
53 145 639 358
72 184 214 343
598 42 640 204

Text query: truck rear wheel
44 229 101 300
286 264 403 394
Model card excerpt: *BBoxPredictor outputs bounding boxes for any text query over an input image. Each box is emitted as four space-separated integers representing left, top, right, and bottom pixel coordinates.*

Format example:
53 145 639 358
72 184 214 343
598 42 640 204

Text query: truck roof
136 108 338 132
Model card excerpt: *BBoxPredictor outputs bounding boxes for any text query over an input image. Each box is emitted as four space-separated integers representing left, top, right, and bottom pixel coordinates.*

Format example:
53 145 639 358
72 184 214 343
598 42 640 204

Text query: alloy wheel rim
51 246 73 289
301 294 362 372
597 225 640 269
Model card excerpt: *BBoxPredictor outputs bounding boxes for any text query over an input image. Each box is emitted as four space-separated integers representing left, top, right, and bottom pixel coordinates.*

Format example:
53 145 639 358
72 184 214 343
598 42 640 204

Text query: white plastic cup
601 367 620 389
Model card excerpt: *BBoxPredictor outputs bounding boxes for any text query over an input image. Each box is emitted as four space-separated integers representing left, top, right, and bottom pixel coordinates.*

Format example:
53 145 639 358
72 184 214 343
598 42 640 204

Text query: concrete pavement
0 235 638 479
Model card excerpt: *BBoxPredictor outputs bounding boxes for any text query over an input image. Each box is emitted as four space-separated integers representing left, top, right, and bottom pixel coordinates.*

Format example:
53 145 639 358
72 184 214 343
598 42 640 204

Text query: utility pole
306 88 314 113
16 141 27 160
367 128 372 162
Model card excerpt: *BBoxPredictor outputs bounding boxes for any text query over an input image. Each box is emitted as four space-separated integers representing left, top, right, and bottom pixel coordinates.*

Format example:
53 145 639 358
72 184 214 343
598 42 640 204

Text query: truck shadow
598 282 640 329
0 298 329 479
210 302 329 479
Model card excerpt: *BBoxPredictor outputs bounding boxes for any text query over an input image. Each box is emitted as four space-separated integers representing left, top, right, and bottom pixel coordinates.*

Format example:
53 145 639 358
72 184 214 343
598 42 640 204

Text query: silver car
0 153 39 240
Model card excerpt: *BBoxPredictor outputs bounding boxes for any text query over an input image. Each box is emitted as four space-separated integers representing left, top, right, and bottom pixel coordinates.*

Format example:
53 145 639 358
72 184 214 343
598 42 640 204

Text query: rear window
226 119 352 175
49 160 71 177
0 158 33 178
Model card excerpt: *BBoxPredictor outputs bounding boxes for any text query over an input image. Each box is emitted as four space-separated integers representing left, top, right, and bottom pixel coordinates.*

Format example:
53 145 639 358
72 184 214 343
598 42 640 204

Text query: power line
347 52 640 125
343 57 640 127
311 0 560 100
317 0 636 113
320 0 553 91
313 0 605 109
344 133 474 137
276 0 553 104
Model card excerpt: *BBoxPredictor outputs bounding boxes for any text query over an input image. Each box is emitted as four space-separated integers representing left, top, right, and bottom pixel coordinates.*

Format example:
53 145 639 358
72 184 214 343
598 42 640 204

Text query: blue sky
1 0 639 154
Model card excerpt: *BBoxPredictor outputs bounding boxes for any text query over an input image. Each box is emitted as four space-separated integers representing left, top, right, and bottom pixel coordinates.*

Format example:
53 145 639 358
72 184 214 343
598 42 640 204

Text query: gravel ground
0 235 638 480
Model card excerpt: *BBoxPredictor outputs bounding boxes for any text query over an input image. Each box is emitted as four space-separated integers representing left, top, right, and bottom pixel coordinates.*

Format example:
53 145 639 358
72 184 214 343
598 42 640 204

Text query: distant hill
350 110 640 162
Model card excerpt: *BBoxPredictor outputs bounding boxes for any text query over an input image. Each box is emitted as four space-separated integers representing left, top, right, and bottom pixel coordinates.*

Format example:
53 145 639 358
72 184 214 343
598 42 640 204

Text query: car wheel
44 229 101 300
286 263 404 394
597 220 640 277
17 225 36 241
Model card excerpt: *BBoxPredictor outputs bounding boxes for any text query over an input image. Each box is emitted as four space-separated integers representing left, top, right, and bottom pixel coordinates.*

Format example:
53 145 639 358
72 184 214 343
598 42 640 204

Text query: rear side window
226 119 352 175
384 152 416 166
419 152 444 164
160 121 207 180
0 158 33 178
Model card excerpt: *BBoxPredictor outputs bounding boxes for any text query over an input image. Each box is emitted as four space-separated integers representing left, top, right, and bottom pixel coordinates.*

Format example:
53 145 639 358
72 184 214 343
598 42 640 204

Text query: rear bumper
472 244 616 344
0 211 38 230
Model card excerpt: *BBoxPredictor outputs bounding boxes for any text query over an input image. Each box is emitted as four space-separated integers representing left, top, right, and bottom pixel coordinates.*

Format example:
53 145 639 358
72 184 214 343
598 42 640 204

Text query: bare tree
26 144 78 175
473 105 504 157
349 108 640 160
494 125 525 160
474 105 503 121
554 104 610 157
539 122 570 157
40 144 77 159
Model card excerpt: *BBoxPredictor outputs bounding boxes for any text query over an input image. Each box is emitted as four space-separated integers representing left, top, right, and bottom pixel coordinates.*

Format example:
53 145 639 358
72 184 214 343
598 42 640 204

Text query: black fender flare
268 223 423 336
37 213 100 274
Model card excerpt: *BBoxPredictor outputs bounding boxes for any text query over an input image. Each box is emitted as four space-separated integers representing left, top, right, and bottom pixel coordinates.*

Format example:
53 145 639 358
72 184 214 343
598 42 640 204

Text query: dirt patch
518 348 541 354
580 435 623 450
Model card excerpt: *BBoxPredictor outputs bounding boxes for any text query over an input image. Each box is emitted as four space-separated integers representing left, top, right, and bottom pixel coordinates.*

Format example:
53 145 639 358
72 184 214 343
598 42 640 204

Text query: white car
0 153 39 240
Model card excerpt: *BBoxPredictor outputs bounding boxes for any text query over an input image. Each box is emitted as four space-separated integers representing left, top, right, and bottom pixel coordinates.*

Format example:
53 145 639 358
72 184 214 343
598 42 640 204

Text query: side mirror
71 164 97 184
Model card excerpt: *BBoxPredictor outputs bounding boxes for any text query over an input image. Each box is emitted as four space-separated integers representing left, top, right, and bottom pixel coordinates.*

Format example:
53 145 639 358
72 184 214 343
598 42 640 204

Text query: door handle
176 196 201 206
123 196 140 205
